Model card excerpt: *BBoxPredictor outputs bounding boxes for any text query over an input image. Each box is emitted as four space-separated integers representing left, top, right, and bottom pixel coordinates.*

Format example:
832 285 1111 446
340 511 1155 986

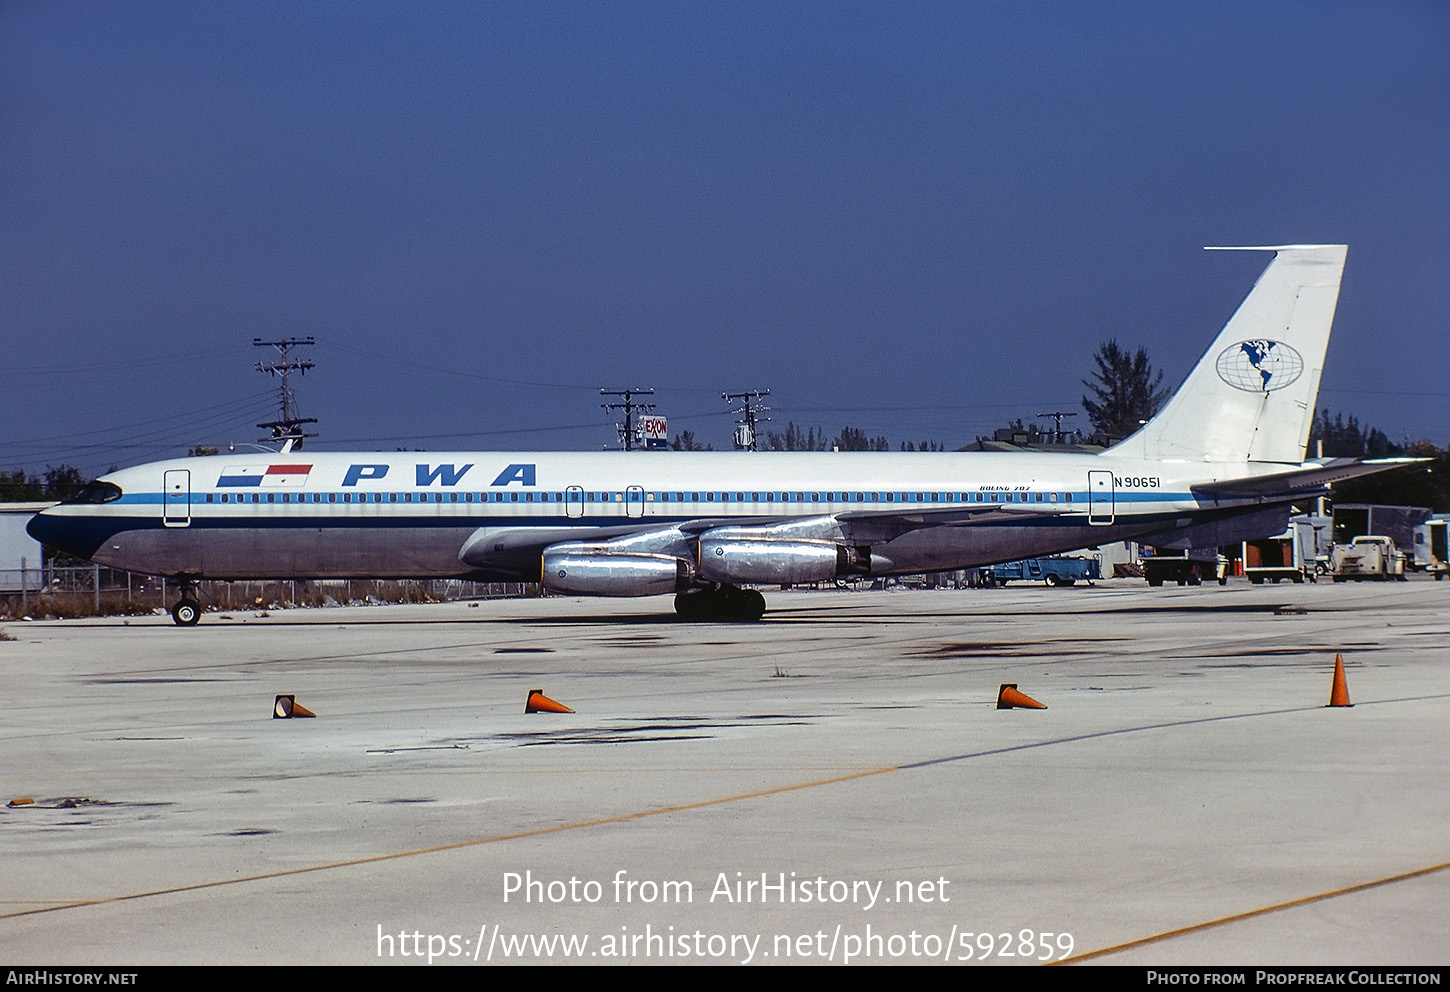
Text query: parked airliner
29 245 1411 623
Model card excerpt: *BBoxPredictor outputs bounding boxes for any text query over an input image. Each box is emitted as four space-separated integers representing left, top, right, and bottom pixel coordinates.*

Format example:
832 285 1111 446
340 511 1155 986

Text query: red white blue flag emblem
216 464 313 487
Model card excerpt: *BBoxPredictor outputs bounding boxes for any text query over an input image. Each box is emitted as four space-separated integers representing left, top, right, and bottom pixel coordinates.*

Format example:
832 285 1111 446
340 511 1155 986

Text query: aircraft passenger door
1087 470 1114 525
163 469 191 528
565 486 584 519
625 486 645 519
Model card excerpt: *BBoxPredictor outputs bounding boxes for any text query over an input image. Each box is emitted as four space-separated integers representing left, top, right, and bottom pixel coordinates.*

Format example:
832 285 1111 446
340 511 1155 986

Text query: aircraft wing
834 501 1066 543
460 502 1040 574
1190 458 1426 501
677 502 1032 533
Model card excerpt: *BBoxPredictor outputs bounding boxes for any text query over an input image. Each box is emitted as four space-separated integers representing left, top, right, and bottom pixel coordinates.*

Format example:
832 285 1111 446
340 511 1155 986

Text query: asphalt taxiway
2 579 1447 965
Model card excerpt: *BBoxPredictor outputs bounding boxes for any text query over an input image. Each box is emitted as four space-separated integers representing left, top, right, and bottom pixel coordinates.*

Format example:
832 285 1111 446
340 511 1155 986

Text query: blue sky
4 1 1447 476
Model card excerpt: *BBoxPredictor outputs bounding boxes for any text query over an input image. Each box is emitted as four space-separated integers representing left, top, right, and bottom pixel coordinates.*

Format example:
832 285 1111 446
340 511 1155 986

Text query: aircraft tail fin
1103 245 1347 464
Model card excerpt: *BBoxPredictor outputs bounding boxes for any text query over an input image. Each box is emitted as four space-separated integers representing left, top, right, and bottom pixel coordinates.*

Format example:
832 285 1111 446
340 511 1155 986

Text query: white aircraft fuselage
28 245 1411 622
33 449 1266 579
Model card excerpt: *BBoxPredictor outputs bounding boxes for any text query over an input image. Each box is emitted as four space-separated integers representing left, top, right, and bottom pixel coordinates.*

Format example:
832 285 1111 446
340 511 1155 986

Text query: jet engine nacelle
541 551 693 597
697 538 854 585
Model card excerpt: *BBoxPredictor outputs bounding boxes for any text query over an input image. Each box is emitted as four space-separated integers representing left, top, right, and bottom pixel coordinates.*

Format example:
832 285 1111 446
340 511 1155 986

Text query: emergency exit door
163 470 191 527
1087 470 1114 525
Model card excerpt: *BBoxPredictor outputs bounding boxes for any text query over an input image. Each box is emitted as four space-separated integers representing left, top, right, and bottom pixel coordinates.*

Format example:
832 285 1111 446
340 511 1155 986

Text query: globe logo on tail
1215 339 1304 392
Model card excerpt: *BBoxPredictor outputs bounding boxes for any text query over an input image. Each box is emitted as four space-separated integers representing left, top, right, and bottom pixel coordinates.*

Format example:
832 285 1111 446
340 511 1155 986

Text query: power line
599 387 655 451
7 390 277 447
317 337 603 392
1035 410 1079 444
254 337 318 450
8 400 279 467
723 389 770 451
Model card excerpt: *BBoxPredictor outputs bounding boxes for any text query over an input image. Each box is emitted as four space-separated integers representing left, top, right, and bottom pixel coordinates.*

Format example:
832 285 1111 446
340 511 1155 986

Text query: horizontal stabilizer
1190 458 1425 500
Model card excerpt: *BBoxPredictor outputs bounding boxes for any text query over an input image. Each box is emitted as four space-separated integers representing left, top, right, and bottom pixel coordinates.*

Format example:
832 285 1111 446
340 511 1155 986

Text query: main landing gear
674 584 766 622
171 580 203 626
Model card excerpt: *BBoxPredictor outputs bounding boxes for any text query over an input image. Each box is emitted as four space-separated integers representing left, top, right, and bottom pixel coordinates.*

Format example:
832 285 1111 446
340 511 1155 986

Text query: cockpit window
64 481 123 504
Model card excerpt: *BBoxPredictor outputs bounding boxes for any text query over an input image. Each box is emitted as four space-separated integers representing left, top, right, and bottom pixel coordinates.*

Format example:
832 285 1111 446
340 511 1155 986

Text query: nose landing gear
170 580 203 626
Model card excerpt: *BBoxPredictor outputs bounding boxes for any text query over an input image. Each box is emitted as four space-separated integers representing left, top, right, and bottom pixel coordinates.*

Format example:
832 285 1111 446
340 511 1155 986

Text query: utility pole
254 337 318 451
724 389 770 451
600 387 655 451
1035 410 1078 445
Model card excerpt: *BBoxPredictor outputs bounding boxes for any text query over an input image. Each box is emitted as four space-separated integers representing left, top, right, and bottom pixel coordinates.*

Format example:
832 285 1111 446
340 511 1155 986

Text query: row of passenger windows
202 490 1076 505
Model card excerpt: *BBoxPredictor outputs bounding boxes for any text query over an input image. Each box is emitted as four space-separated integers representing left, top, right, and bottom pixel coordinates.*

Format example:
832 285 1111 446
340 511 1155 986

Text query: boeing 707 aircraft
28 245 1412 624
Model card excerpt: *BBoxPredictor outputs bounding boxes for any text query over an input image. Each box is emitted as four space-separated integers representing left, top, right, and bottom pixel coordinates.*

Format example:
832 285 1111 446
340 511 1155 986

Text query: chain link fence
1 563 539 619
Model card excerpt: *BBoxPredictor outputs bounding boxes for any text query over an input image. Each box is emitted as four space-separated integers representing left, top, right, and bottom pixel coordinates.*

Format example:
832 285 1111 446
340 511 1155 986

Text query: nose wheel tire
171 599 202 626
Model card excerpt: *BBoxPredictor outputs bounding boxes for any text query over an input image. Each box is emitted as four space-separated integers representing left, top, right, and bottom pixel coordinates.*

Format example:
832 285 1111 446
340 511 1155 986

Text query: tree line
0 466 91 502
1307 410 1448 509
7 342 1445 511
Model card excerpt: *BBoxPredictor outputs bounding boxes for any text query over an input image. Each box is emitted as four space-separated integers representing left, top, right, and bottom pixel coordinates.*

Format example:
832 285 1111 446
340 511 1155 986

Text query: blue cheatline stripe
110 490 1204 508
45 511 1194 535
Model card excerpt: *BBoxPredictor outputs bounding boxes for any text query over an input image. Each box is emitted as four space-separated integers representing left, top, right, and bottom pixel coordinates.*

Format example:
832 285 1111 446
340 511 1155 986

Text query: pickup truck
1329 536 1406 581
985 556 1100 587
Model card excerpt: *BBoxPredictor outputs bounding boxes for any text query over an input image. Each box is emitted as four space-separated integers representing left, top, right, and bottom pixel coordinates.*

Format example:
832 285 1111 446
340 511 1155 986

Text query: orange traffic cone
1327 654 1352 708
525 689 574 714
273 694 317 719
997 683 1047 710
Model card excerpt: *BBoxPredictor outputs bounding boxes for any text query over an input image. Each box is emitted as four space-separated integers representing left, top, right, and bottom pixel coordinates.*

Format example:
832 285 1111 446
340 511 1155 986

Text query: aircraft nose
26 509 93 560
26 510 56 546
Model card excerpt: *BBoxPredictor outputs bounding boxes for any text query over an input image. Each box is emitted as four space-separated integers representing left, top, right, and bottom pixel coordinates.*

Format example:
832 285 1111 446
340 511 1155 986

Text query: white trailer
1243 514 1330 584
1412 516 1450 579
